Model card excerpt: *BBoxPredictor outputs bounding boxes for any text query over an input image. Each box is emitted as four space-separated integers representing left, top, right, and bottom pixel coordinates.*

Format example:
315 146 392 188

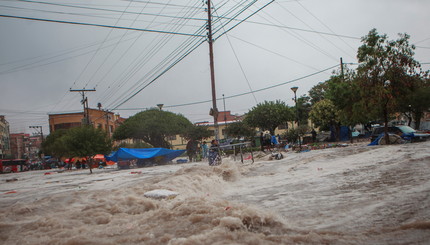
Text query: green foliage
182 125 212 141
309 99 340 128
41 126 112 173
397 77 430 128
113 109 192 148
225 121 255 140
41 129 69 159
63 126 112 158
356 29 423 123
284 128 298 143
308 82 328 105
297 95 312 126
244 100 294 134
325 70 370 126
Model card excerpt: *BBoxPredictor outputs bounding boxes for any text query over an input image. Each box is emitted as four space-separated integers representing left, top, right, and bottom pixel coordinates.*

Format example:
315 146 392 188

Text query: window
54 122 81 131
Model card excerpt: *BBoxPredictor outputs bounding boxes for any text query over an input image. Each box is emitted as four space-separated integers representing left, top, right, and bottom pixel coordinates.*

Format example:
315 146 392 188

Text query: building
0 115 11 158
10 133 30 159
48 108 124 136
28 134 43 160
168 111 243 150
195 111 243 139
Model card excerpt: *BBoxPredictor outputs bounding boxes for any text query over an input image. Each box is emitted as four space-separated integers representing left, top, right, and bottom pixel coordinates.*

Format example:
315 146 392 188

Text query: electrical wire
0 4 204 28
0 14 206 37
100 0 206 108
110 64 340 110
295 1 357 53
251 5 339 62
212 1 259 104
227 34 326 72
10 0 207 21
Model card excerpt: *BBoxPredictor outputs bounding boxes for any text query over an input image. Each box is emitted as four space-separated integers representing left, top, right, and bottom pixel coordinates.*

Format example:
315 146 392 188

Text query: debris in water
4 190 17 194
144 189 179 199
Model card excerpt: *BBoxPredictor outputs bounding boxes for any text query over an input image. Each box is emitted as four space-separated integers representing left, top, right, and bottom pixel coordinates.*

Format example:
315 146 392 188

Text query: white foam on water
1 142 430 244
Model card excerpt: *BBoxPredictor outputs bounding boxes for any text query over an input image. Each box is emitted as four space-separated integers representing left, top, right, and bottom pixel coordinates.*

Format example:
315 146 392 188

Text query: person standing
208 139 221 166
186 139 197 162
311 128 317 143
201 141 208 159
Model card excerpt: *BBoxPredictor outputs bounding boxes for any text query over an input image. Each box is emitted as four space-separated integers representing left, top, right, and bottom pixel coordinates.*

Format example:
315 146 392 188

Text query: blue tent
106 148 185 163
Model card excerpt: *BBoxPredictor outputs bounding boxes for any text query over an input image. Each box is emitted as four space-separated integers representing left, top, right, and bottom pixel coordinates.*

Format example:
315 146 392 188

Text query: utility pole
340 57 344 80
207 0 219 140
70 88 96 125
29 126 43 142
29 125 43 161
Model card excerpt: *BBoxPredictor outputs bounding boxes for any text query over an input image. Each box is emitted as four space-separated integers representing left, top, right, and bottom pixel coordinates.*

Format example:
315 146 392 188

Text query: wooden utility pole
70 88 96 125
29 126 43 142
340 57 344 80
207 0 219 140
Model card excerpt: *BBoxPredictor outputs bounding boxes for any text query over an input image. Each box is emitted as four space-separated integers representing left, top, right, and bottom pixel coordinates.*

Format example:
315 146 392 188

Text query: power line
10 0 207 21
106 0 276 110
109 39 206 110
110 64 341 110
212 1 258 104
80 0 138 90
0 33 141 75
273 2 342 61
295 1 357 53
228 34 327 72
0 4 204 28
121 0 205 10
100 1 207 108
211 16 360 39
251 5 339 62
0 14 205 37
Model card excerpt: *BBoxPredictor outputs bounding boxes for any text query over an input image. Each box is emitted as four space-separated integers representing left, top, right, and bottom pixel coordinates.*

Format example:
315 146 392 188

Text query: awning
106 148 185 163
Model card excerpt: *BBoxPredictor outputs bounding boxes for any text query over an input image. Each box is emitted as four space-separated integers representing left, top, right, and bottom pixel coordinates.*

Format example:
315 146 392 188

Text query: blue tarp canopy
106 148 185 163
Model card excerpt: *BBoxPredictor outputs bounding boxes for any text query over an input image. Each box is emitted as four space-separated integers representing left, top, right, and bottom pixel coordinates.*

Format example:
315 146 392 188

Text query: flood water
1 141 429 244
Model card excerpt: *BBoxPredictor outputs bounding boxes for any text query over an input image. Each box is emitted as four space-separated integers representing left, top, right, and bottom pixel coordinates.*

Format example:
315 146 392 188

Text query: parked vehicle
0 159 28 173
370 125 430 143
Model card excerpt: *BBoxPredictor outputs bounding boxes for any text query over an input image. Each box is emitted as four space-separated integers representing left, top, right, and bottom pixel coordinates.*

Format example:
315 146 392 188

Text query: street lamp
291 86 298 128
290 86 301 151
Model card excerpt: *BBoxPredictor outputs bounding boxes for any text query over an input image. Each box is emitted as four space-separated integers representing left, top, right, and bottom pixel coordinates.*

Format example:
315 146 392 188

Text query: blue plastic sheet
106 148 185 163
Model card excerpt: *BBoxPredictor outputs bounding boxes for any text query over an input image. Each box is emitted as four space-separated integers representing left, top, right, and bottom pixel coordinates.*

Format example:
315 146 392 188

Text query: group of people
186 139 221 166
260 131 282 152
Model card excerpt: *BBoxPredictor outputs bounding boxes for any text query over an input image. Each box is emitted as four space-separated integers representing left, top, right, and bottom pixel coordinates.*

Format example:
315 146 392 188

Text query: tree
63 126 112 174
297 95 312 126
41 129 69 160
309 99 341 141
356 28 423 144
225 121 255 140
182 125 212 142
308 82 328 105
113 109 192 148
397 77 430 129
325 69 370 142
244 100 294 135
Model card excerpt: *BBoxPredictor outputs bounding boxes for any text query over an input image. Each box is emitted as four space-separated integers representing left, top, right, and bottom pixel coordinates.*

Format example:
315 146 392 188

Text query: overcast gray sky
1 0 429 134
